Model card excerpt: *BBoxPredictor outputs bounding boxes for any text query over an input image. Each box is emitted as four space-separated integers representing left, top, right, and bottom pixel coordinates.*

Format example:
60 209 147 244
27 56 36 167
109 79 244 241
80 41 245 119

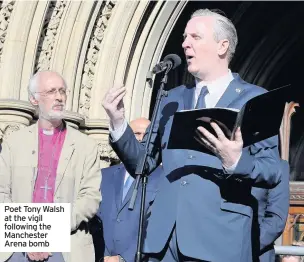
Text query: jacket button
116 218 121 223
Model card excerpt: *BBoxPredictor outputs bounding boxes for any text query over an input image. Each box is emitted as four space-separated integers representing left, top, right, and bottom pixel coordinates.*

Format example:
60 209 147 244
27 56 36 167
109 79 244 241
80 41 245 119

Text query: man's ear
29 95 38 107
217 39 229 56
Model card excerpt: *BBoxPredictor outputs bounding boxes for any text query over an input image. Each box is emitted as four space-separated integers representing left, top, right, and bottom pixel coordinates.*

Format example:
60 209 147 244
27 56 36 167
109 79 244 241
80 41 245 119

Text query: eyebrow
183 32 202 39
48 86 66 90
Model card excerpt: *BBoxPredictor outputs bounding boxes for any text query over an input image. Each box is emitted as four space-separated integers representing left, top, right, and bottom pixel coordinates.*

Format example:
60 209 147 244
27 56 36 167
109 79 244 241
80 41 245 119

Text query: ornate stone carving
289 182 304 206
79 1 116 117
0 1 15 67
0 123 24 141
98 141 118 162
34 0 67 72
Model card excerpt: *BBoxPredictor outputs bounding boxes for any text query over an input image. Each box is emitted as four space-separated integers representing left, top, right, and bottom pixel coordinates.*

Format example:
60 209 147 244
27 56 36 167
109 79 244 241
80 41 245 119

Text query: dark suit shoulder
101 164 124 192
238 82 268 102
167 85 188 97
147 166 163 190
236 74 267 95
159 85 188 107
101 163 124 176
150 166 163 179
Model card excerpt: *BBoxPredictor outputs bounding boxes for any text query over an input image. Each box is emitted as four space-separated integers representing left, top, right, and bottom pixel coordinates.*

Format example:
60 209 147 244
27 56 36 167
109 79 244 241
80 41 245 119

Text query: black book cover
167 84 292 155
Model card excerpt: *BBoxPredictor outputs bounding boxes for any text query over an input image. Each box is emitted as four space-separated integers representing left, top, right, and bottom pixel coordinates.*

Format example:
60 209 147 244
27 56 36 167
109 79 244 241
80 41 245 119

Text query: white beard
47 109 64 120
39 104 65 121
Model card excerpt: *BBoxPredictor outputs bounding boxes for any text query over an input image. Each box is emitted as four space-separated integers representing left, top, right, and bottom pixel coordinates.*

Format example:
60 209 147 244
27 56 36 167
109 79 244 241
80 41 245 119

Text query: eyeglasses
35 88 70 97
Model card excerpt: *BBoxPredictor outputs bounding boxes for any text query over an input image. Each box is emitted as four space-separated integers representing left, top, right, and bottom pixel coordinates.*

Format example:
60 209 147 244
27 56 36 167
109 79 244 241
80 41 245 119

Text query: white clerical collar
195 69 234 95
42 129 54 136
39 121 64 136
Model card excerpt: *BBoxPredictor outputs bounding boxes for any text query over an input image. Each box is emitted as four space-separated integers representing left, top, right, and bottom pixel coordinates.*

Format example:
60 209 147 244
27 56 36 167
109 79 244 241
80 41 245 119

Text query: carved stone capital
0 99 36 139
0 123 22 140
81 118 118 162
290 182 304 205
98 141 118 160
63 110 85 129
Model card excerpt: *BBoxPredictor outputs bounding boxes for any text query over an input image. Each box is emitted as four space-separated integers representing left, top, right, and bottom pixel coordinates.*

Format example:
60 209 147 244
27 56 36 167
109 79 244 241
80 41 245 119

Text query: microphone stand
128 64 172 262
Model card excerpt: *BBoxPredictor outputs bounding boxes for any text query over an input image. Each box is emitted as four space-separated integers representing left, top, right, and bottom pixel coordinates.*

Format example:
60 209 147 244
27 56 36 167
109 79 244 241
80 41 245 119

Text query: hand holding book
195 120 243 167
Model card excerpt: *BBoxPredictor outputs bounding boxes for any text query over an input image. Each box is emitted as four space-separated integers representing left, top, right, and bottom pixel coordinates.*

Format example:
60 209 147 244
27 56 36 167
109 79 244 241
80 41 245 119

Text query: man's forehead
184 16 215 34
132 123 148 131
39 74 65 90
130 120 150 132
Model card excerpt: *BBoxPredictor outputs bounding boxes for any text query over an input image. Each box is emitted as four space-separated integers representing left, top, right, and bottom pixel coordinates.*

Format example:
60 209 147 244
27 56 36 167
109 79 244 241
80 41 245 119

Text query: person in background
0 71 101 262
281 255 304 262
96 117 162 262
252 159 289 262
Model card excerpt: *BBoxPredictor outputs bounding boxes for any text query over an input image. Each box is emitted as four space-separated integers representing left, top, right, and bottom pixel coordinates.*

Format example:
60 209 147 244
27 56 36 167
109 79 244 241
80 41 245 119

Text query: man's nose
182 37 190 49
55 91 63 101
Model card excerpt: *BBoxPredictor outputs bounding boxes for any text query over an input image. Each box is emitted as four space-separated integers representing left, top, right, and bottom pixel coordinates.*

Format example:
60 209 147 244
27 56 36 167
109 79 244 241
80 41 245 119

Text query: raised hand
102 83 126 129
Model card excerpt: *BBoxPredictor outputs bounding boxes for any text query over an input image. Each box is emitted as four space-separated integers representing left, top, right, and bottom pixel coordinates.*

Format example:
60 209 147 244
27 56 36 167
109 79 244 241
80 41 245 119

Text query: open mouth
186 56 194 63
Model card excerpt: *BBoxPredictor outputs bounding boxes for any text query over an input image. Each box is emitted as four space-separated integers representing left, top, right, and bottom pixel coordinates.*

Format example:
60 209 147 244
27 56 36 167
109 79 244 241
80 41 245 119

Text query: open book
167 84 292 155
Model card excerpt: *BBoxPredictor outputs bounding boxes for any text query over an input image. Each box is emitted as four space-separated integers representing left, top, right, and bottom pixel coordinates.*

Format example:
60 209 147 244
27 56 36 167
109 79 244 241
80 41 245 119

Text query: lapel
182 84 196 110
28 124 39 194
215 73 246 108
119 175 136 213
114 164 125 211
54 123 75 196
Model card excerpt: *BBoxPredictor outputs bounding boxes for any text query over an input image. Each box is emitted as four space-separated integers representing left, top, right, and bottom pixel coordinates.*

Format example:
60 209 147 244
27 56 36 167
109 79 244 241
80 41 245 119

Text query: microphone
152 54 181 74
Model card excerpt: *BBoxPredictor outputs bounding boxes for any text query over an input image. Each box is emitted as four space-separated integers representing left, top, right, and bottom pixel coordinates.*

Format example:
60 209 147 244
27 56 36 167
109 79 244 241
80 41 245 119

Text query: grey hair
28 73 40 99
28 70 67 100
191 9 238 63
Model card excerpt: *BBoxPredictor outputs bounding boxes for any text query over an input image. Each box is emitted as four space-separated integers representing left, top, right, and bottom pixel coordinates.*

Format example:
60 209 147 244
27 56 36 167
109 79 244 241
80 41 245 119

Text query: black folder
167 84 292 155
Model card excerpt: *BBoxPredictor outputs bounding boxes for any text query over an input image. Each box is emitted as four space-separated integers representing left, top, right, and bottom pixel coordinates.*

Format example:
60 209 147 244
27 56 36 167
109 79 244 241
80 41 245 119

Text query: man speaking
102 9 284 262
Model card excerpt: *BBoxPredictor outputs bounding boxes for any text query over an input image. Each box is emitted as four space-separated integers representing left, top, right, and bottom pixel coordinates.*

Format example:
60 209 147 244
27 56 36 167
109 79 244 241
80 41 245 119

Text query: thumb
48 252 53 256
234 127 243 142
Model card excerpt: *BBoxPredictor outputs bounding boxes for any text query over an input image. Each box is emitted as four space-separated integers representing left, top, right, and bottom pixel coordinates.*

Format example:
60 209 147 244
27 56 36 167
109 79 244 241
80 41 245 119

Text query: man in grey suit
102 8 284 262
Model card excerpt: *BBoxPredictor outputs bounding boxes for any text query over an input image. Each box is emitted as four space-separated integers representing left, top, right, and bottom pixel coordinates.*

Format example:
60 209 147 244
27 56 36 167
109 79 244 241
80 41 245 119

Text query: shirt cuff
109 118 127 142
223 152 242 174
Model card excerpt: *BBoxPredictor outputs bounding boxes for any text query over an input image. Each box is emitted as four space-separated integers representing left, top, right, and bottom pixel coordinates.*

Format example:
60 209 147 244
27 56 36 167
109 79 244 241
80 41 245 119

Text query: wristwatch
119 255 126 262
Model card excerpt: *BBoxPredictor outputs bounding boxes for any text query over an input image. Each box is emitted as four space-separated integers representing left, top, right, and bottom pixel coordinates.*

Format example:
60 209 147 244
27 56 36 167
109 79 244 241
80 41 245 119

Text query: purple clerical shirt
32 126 66 203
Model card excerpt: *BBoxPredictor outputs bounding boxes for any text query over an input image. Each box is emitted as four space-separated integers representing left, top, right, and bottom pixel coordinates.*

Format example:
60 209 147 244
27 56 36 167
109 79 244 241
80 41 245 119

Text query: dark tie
195 86 208 109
